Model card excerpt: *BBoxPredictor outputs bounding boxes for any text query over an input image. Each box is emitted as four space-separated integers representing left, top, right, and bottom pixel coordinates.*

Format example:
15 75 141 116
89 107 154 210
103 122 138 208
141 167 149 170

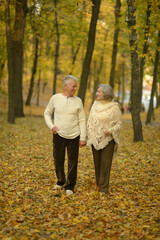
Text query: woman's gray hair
97 84 114 100
63 75 78 85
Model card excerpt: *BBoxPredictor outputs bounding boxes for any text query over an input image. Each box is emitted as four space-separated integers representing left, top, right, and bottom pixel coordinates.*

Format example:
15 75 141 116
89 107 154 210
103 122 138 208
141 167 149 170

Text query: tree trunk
156 84 159 108
26 37 39 106
78 0 101 104
139 1 151 103
91 30 108 105
0 62 5 86
14 0 27 117
117 74 121 103
121 56 125 108
146 30 160 124
70 41 81 74
109 0 121 89
127 0 143 142
91 60 97 104
53 0 60 95
4 0 15 123
4 0 27 122
36 70 41 106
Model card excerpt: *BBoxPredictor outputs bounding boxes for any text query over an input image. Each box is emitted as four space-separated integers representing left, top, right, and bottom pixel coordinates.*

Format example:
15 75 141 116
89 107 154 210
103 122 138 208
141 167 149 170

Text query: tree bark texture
127 0 143 141
146 30 160 124
5 0 27 122
0 62 5 86
109 0 121 89
14 0 27 117
4 0 15 123
121 55 125 108
139 1 151 103
53 0 60 95
37 70 41 106
70 41 81 74
26 37 39 106
78 0 101 104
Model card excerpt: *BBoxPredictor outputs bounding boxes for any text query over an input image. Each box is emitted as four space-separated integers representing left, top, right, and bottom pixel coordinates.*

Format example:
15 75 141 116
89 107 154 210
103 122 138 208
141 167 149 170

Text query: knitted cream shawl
87 101 122 158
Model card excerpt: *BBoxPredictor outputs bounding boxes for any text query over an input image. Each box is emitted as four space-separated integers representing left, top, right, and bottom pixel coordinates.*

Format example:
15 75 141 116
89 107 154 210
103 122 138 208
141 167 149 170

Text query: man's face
65 80 77 97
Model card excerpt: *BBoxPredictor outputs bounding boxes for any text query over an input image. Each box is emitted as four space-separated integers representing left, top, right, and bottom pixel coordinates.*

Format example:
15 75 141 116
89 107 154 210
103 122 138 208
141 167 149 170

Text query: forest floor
0 105 160 240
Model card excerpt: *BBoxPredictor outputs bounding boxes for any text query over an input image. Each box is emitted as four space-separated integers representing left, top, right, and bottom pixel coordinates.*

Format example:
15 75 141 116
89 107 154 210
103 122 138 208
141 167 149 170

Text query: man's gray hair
98 84 114 100
64 75 78 85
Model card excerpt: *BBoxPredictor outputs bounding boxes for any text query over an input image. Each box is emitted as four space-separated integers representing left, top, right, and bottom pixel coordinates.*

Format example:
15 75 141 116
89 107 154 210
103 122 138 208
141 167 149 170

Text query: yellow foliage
0 108 160 239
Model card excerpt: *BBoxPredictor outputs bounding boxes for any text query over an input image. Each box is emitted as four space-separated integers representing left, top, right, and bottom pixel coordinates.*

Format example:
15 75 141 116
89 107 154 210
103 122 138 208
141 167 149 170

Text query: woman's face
96 87 104 100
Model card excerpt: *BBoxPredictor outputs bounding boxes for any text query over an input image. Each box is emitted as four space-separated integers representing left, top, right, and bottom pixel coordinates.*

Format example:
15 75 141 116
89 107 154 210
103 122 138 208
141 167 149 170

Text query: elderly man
44 75 86 195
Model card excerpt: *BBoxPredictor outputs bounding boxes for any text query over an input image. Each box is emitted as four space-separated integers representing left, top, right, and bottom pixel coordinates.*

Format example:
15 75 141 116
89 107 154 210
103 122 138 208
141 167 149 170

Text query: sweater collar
93 101 118 112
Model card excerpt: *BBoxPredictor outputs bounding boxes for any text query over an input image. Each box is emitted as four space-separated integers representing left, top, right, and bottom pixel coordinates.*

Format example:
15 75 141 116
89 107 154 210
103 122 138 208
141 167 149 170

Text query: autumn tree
4 0 28 123
0 24 6 89
25 4 40 106
109 0 121 89
78 0 101 104
127 0 143 141
53 0 60 95
146 30 160 124
139 0 152 103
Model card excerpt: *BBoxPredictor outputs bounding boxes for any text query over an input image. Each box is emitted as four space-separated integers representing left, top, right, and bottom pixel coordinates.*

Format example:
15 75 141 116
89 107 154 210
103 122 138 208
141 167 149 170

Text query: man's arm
78 100 87 147
44 96 55 130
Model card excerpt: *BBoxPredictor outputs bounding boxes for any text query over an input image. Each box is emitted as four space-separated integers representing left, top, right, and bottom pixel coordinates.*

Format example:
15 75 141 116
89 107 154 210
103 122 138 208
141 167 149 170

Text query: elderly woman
87 84 122 194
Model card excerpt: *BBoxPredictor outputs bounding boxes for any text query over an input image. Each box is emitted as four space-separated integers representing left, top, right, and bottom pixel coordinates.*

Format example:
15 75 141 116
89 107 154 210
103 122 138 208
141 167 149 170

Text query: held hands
79 141 86 148
52 126 59 134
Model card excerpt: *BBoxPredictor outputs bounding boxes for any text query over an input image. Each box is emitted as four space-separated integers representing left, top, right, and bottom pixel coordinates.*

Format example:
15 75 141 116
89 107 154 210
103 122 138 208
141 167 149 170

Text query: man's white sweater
44 93 86 141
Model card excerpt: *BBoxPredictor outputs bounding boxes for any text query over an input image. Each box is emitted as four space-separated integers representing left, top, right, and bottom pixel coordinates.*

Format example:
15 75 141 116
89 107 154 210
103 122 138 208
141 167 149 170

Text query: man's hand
79 140 86 148
52 126 59 134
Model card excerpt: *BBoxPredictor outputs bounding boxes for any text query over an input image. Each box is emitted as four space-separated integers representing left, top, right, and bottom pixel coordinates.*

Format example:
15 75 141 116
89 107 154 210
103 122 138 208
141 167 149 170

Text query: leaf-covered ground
0 108 160 240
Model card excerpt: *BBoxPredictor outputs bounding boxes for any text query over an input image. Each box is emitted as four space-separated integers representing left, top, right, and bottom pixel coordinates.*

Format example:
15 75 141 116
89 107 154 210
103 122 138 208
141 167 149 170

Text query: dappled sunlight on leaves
0 110 160 239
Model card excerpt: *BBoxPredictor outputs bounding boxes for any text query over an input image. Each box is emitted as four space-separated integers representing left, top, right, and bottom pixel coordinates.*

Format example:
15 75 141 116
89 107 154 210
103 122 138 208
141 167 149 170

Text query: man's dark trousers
53 134 80 191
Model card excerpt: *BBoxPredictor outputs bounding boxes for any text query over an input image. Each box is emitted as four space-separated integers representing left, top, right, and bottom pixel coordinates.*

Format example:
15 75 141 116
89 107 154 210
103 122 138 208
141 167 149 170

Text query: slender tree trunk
146 30 160 124
139 1 151 103
121 56 125 108
109 0 121 89
0 62 5 86
14 0 27 117
4 0 15 123
117 75 121 103
78 0 101 104
42 82 47 93
91 60 97 104
53 0 60 95
70 41 81 74
26 37 39 106
156 79 160 108
127 0 143 142
91 30 108 105
36 70 41 106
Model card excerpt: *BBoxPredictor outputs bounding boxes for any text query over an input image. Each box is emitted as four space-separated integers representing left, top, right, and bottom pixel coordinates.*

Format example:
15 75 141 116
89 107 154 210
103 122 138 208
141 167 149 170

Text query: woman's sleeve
108 105 122 136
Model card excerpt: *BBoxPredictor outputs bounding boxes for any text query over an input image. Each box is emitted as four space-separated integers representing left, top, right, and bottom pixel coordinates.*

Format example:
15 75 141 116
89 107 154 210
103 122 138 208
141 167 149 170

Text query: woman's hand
104 131 110 137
